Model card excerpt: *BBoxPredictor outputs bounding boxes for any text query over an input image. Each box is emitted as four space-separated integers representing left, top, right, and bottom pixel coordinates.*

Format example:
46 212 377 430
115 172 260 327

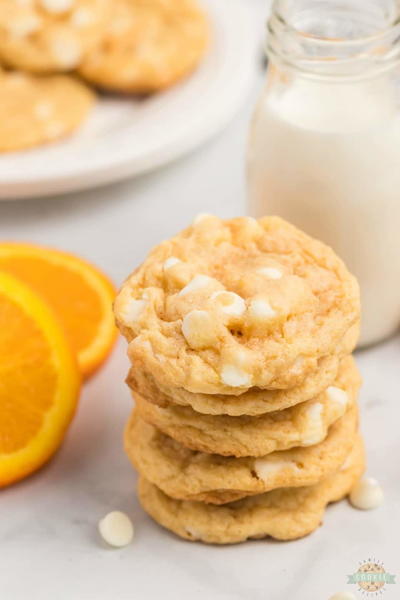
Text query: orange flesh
0 256 103 355
0 293 57 453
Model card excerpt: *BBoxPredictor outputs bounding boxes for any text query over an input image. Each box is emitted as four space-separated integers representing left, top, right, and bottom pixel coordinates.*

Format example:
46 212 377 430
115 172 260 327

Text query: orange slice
0 272 81 487
0 243 117 378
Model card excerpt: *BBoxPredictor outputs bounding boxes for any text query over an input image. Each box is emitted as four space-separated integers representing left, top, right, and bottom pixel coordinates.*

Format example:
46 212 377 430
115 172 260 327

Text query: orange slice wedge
0 243 117 378
0 272 81 487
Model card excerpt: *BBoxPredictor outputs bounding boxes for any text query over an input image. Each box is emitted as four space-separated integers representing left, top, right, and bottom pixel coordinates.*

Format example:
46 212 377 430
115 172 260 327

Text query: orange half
0 272 81 487
0 243 117 378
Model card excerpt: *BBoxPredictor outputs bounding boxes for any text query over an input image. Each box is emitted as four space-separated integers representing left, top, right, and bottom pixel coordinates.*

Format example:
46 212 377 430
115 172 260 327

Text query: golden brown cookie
0 0 111 73
137 435 365 544
125 404 359 504
128 346 360 416
0 69 94 152
133 355 361 457
78 0 209 93
115 215 360 395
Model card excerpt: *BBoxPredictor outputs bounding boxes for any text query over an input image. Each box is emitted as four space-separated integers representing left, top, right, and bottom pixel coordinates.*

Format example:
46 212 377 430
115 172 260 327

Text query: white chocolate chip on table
349 477 384 510
98 511 134 548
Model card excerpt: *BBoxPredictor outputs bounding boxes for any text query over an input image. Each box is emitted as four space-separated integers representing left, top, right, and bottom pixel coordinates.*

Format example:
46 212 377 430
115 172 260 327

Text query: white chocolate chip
302 402 324 446
34 101 53 119
193 213 214 225
50 35 82 68
182 310 218 350
163 257 182 271
340 455 352 472
178 274 215 296
98 511 134 548
7 14 41 37
290 356 304 375
45 121 65 139
70 7 94 26
120 298 148 325
257 267 283 280
328 593 357 600
349 477 384 510
254 459 300 482
327 386 348 406
248 298 276 320
40 0 73 14
220 364 251 388
210 291 246 317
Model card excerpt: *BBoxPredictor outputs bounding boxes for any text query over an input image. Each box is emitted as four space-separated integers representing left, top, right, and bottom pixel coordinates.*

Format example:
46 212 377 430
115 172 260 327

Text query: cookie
0 69 94 152
78 0 209 93
0 0 111 73
128 346 359 416
138 435 365 544
125 403 359 504
115 216 360 395
134 356 360 457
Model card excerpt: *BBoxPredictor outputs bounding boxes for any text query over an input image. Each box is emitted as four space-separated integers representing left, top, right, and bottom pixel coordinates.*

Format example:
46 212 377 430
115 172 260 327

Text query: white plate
0 0 258 200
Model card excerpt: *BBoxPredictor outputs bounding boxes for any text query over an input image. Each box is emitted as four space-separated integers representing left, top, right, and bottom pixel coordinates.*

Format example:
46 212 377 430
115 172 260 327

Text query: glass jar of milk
248 0 400 347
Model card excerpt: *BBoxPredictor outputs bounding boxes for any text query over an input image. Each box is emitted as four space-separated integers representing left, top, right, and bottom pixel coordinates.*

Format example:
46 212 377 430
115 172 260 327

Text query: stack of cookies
114 215 364 545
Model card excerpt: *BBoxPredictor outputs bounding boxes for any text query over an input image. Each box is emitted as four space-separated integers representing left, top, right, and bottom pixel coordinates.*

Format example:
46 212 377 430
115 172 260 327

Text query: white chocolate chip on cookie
349 477 384 510
70 7 94 26
248 298 276 320
163 257 182 271
327 386 348 406
178 274 217 296
211 291 246 317
121 298 148 325
50 34 82 68
40 0 73 14
254 459 300 482
34 100 53 119
182 310 218 350
7 14 41 37
220 364 251 388
302 402 324 446
257 266 283 280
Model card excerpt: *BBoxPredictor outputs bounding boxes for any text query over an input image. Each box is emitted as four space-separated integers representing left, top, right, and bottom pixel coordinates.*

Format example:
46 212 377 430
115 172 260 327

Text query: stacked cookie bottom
125 354 365 545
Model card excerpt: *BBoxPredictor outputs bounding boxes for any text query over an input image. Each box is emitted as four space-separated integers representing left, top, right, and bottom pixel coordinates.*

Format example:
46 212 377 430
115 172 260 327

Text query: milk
248 76 400 346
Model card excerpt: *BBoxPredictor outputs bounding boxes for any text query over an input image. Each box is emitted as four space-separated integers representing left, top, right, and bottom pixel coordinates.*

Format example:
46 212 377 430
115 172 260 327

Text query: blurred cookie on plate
0 68 94 152
0 0 112 73
78 0 209 93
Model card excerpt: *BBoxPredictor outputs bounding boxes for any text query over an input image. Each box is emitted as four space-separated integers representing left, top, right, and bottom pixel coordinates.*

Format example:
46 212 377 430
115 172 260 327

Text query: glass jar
247 0 400 347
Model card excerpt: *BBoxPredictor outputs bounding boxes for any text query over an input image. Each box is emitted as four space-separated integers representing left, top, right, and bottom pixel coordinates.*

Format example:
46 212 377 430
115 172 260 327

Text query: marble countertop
1 2 399 598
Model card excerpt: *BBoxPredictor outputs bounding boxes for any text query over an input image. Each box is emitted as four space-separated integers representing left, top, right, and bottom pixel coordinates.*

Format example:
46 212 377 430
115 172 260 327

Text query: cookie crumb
328 592 357 600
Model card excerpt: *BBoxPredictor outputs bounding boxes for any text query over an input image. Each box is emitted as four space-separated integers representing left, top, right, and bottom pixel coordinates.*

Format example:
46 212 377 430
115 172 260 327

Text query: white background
0 1 399 599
